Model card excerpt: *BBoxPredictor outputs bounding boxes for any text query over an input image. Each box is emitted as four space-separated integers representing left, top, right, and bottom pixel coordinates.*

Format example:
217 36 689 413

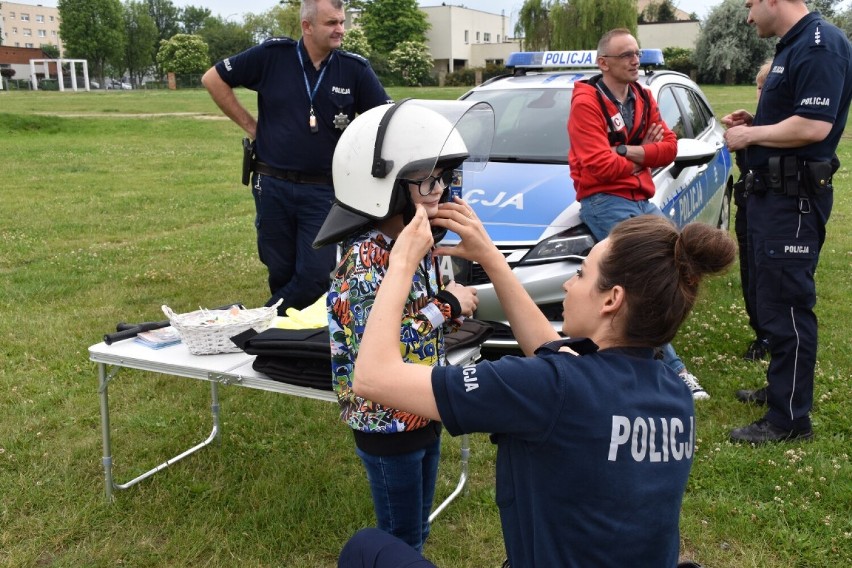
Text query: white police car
444 50 734 348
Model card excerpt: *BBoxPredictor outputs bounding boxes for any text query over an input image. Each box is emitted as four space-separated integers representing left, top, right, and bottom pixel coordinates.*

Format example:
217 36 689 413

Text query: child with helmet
315 99 494 552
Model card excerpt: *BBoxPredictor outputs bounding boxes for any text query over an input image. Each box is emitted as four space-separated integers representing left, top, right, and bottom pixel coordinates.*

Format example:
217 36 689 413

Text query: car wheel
717 183 732 231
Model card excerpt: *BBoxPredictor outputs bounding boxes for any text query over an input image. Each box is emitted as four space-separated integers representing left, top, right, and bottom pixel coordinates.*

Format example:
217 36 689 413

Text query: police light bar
506 49 665 69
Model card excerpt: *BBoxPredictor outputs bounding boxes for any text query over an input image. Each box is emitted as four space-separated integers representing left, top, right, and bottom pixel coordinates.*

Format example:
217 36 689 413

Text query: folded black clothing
251 355 331 390
230 319 492 392
231 327 329 359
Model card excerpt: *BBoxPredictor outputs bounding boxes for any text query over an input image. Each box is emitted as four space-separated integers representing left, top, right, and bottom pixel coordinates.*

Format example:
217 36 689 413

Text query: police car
444 50 734 348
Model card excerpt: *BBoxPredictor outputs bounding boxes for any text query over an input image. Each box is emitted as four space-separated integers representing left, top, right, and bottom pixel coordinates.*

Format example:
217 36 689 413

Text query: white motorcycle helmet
313 98 494 247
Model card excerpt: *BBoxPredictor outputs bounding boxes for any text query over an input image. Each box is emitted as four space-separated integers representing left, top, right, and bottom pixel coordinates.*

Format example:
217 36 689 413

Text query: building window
464 30 469 43
50 16 55 22
36 15 45 22
38 29 47 37
484 32 491 42
21 13 31 21
25 43 34 48
476 31 480 42
13 27 18 33
23 28 33 36
9 12 15 18
497 35 501 43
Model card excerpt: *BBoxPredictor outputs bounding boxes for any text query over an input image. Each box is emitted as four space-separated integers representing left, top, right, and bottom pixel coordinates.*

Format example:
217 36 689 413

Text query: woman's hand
390 204 434 270
432 198 503 270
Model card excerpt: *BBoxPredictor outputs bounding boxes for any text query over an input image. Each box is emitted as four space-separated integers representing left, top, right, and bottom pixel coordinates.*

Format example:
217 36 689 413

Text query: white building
422 5 519 75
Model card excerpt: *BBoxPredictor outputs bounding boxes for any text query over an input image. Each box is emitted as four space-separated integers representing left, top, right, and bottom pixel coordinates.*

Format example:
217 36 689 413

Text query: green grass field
0 85 849 567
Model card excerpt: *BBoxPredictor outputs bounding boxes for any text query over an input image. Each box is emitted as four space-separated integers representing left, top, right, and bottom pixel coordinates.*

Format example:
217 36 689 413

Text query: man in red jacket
568 28 708 400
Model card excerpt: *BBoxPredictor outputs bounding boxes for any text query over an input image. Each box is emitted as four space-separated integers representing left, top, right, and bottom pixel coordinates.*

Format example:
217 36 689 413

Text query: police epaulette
337 49 370 66
263 36 296 47
535 337 599 356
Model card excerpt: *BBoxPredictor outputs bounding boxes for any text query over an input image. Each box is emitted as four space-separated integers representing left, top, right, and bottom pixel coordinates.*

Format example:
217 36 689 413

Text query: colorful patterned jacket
327 228 457 433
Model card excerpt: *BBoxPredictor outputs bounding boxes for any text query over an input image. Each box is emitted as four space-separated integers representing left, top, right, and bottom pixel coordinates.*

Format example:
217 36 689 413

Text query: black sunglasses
402 170 455 196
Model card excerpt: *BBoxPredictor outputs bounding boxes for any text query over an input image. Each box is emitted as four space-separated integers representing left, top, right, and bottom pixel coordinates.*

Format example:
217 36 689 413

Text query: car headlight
520 226 595 265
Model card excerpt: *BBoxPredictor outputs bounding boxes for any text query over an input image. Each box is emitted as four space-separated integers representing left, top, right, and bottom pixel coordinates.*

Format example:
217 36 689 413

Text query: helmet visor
394 99 494 182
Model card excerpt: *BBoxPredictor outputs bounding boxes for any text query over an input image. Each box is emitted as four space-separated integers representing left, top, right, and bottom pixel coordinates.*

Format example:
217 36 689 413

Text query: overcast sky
32 0 724 25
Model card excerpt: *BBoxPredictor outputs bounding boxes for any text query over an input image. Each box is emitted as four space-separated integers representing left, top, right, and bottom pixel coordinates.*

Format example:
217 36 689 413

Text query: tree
156 33 210 74
148 0 181 42
693 0 775 84
199 18 255 65
41 44 61 59
341 26 371 59
58 0 126 84
811 0 842 19
244 4 300 42
835 6 852 39
181 5 212 34
640 0 678 23
124 0 159 86
551 0 637 51
358 0 429 56
388 41 432 86
515 0 550 51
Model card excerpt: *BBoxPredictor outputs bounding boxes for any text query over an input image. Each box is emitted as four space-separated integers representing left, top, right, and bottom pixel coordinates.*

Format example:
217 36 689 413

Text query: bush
444 63 509 87
662 47 694 75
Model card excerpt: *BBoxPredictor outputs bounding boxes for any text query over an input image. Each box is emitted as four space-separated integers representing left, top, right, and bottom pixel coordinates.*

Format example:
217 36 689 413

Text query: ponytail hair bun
599 215 736 346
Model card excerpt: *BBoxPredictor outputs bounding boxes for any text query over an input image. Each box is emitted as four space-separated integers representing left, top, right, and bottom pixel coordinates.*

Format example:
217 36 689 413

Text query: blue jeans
251 173 337 315
355 436 442 553
579 192 664 241
580 193 685 373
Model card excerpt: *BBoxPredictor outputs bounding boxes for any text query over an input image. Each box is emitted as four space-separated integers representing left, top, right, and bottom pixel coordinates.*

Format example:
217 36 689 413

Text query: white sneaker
680 370 710 400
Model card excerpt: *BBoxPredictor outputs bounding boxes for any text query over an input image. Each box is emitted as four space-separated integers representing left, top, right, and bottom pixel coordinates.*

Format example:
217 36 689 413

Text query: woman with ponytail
343 206 735 568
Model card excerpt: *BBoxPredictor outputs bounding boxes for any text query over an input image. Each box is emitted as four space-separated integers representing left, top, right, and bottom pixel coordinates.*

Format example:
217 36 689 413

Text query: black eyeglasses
600 50 643 60
402 170 455 196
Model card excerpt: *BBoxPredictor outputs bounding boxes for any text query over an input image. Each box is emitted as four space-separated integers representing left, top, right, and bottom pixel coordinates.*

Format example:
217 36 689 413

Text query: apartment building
0 1 63 55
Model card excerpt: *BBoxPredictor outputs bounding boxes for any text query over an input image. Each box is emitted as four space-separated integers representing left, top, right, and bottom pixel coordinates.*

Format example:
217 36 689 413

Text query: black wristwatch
616 145 628 157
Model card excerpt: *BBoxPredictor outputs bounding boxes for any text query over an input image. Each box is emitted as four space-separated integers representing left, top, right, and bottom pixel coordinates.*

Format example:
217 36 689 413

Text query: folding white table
89 337 479 521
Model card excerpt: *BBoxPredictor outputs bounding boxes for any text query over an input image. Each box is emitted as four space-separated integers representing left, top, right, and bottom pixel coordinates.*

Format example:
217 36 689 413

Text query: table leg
429 433 470 522
98 362 115 502
98 368 221 501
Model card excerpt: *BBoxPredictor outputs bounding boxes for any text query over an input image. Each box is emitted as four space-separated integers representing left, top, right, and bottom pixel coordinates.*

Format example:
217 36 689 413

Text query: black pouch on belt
241 137 255 186
803 160 835 195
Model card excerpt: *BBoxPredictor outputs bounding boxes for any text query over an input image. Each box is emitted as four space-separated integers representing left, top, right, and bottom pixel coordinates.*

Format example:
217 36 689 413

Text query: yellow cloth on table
271 294 328 329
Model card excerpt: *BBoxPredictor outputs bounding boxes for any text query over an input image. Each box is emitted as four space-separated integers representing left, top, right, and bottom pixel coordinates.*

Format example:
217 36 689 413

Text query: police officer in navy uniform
724 0 852 444
346 210 736 567
202 0 391 315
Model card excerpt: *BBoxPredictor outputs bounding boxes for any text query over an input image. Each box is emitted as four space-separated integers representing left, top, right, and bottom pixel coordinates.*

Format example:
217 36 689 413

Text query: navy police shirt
748 12 852 168
432 339 695 568
214 37 392 174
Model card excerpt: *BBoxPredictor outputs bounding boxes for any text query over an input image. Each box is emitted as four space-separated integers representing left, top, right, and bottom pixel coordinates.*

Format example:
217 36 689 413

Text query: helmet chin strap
399 184 449 242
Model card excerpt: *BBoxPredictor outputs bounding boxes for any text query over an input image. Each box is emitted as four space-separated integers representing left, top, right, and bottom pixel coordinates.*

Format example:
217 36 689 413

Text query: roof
0 46 51 65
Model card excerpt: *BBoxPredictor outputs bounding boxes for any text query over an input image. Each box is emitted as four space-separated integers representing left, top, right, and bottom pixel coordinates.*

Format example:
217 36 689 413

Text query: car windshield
464 88 571 164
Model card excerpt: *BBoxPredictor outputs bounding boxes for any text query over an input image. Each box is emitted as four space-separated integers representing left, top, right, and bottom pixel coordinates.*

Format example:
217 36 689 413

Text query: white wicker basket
161 300 281 355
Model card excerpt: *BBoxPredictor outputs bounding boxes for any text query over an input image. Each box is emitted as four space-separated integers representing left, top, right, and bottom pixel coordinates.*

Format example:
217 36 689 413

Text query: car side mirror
670 138 718 178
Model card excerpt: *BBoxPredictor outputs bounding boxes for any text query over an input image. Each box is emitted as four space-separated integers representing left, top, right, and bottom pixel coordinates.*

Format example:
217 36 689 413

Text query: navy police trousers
251 173 337 315
746 189 832 431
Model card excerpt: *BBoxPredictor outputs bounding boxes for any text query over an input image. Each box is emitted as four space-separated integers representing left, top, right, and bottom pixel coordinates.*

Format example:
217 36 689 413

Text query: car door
654 83 728 228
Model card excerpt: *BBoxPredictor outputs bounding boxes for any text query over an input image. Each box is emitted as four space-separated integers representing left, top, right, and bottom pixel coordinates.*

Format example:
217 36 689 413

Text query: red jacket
568 78 677 202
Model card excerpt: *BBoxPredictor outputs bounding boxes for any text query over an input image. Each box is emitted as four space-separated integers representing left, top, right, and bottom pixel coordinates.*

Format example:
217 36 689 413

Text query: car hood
443 162 580 244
